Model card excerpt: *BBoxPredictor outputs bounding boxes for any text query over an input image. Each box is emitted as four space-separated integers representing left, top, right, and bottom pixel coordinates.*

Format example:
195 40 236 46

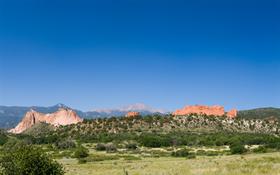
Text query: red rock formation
9 108 83 134
227 109 238 119
173 105 237 119
126 111 140 118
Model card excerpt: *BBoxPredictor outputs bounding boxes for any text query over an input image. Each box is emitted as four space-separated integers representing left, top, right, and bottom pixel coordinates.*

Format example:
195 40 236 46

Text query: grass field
60 152 280 175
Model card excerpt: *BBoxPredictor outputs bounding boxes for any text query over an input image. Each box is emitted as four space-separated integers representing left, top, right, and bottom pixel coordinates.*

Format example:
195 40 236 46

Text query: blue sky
0 0 279 111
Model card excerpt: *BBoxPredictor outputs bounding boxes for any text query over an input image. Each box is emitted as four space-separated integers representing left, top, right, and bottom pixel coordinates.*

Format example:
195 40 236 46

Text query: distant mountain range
0 103 166 129
91 103 166 117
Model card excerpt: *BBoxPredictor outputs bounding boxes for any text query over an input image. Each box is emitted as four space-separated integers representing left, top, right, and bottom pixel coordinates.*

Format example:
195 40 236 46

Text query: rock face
173 105 237 118
125 111 140 118
227 109 238 119
9 108 83 134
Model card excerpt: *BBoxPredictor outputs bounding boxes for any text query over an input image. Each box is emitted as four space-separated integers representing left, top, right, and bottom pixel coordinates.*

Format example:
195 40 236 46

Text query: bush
205 151 219 156
96 143 106 151
73 146 89 158
0 144 64 175
54 139 76 150
2 139 24 151
139 134 171 147
230 142 247 154
265 141 280 150
125 142 138 150
106 143 117 153
253 146 267 153
0 132 8 145
95 143 117 153
196 150 206 156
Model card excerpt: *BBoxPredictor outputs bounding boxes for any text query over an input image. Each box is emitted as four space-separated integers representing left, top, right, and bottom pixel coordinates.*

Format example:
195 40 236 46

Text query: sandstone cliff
9 108 83 134
173 105 237 118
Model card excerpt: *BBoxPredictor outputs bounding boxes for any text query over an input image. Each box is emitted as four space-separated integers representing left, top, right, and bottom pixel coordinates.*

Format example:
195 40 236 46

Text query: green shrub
73 146 89 158
95 143 117 153
139 134 171 147
54 139 76 150
265 142 280 150
230 143 247 154
2 139 24 151
0 144 64 175
253 146 267 153
0 131 8 145
96 143 106 151
196 150 207 156
125 142 138 150
205 151 219 156
106 143 117 153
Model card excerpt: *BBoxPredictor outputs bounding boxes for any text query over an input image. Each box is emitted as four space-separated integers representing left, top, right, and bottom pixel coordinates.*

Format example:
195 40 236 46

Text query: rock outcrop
227 109 238 119
173 105 237 118
125 111 140 118
9 108 83 134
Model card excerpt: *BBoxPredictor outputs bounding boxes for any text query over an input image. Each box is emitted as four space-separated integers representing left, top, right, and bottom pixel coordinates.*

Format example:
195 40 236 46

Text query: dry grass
60 152 280 175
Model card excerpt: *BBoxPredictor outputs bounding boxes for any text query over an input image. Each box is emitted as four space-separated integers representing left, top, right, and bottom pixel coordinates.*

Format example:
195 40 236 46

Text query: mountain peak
54 103 69 108
120 103 166 113
29 108 36 112
91 103 166 116
120 103 152 112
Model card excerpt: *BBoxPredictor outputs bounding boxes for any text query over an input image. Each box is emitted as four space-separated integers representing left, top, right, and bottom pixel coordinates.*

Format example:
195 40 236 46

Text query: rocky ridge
173 105 237 118
9 108 83 134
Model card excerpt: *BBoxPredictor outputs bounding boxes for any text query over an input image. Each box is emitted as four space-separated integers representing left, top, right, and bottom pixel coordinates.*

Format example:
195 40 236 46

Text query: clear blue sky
0 0 279 111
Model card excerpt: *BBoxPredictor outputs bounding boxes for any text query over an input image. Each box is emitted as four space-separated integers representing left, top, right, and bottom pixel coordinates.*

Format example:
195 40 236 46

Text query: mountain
9 108 83 134
90 103 166 117
0 104 78 129
238 107 280 120
0 103 165 129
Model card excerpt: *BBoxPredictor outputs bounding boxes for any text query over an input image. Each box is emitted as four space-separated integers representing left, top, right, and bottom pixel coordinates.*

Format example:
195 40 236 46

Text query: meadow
61 152 280 175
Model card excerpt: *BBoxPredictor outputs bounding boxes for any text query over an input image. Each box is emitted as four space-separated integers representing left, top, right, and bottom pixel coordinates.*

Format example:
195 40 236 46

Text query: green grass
60 152 280 175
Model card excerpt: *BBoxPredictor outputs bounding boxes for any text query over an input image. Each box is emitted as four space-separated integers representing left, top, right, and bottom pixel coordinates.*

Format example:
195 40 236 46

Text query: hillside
238 107 280 120
23 122 56 137
26 114 276 143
